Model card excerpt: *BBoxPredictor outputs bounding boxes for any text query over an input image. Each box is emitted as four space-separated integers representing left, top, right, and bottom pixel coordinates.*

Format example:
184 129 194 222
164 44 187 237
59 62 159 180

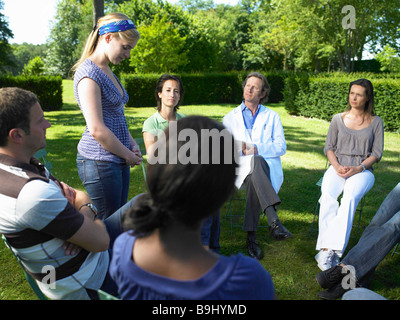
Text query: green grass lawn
1 79 399 300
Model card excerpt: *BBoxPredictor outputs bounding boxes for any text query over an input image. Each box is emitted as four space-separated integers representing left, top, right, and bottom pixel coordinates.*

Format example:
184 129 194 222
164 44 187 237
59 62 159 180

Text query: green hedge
121 71 288 108
0 76 63 111
283 72 400 132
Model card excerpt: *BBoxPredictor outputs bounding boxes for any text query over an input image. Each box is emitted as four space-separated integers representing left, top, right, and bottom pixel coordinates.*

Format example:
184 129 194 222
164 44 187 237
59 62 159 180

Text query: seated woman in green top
142 74 185 153
142 74 221 253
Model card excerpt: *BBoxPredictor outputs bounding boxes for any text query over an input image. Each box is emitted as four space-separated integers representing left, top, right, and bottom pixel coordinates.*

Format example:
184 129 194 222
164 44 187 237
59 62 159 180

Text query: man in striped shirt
0 87 129 299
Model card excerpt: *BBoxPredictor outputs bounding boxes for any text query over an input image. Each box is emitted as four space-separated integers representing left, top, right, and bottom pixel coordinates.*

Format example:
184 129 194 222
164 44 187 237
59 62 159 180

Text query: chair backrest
134 137 146 156
2 235 47 300
34 149 52 173
97 289 120 300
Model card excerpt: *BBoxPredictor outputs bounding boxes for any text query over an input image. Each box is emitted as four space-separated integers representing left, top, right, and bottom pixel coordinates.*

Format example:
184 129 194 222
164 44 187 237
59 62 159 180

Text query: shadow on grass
217 162 400 299
39 102 400 300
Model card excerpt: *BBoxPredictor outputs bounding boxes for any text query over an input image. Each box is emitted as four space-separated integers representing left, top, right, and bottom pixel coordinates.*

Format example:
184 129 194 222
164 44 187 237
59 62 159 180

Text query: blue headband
98 19 136 35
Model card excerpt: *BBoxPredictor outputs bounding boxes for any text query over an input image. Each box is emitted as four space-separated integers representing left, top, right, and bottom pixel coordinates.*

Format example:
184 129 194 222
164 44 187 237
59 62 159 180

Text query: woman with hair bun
110 116 275 300
72 13 142 220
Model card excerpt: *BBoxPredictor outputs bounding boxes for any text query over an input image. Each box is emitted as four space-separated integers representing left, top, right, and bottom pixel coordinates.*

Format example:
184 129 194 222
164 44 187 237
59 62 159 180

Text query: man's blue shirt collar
241 102 261 131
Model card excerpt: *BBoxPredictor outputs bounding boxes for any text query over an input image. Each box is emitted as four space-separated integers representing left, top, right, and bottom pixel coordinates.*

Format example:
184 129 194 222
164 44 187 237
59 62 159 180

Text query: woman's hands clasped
334 164 362 178
126 144 143 167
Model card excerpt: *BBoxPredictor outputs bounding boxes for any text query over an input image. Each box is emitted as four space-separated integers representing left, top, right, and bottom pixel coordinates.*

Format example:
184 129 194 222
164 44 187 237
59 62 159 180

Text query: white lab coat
223 103 286 193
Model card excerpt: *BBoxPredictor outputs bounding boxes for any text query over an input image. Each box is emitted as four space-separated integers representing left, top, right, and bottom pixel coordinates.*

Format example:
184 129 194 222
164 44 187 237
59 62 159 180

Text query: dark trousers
243 155 281 232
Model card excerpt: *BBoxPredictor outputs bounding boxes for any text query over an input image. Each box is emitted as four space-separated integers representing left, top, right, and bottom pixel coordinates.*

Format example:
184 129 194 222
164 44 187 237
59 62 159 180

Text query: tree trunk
93 0 105 27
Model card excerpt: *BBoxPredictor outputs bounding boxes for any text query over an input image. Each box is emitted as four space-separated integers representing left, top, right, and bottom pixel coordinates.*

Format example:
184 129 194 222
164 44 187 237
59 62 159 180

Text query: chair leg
391 243 400 257
309 192 321 236
224 191 247 235
353 196 365 237
223 190 267 235
310 194 365 238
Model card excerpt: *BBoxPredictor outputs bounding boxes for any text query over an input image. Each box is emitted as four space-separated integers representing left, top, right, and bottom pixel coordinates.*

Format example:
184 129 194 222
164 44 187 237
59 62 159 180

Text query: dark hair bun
123 193 169 236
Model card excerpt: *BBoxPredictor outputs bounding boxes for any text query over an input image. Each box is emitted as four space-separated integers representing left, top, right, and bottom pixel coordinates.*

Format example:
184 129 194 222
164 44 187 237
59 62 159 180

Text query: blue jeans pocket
76 154 130 220
77 157 101 185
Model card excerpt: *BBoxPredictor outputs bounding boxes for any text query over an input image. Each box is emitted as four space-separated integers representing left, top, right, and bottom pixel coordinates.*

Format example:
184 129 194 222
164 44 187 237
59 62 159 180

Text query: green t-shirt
142 111 185 137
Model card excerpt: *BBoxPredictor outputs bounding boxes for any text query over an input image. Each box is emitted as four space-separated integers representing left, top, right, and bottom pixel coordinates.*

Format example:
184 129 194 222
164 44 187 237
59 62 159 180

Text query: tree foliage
5 0 400 77
4 43 48 75
130 14 188 72
22 56 45 76
374 45 400 73
44 0 87 77
263 0 400 72
0 0 14 73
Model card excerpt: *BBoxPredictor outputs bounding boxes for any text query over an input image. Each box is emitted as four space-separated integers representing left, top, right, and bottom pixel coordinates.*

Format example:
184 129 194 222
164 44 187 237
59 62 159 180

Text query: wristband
360 164 366 172
79 203 98 219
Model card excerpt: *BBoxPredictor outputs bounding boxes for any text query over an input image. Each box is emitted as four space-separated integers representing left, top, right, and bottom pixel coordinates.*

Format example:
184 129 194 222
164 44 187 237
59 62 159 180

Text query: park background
0 0 399 300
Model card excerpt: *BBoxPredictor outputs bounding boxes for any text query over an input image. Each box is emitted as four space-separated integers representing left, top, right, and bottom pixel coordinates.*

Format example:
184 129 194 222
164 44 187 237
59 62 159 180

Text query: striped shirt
74 58 130 164
0 154 109 299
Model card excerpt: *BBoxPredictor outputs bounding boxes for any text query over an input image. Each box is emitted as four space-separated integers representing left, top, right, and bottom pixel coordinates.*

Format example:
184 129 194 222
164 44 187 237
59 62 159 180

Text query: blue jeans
201 210 220 253
77 154 130 220
98 195 140 298
342 183 400 284
342 288 387 300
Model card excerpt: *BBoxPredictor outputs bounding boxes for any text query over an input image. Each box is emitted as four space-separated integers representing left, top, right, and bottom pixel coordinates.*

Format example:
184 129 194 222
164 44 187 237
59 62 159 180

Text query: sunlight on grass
1 80 399 300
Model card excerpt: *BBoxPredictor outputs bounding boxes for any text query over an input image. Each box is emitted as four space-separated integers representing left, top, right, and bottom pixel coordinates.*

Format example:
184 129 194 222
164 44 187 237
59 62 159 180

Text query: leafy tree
242 17 283 70
263 15 298 70
191 4 244 71
130 14 188 73
260 0 400 72
118 0 164 26
22 56 45 76
177 0 215 14
5 43 48 75
229 11 253 70
44 0 86 77
374 45 400 73
38 0 400 75
0 0 14 73
183 14 220 72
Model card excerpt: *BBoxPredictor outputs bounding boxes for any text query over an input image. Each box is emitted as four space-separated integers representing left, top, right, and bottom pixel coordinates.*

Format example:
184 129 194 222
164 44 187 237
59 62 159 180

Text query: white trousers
316 166 375 256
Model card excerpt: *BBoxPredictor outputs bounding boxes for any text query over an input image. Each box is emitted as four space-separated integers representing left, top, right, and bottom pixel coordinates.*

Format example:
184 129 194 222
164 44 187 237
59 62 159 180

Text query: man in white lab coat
223 72 292 260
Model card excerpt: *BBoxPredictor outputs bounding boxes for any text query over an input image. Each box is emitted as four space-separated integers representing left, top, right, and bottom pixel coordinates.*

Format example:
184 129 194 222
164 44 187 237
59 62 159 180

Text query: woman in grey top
315 79 384 271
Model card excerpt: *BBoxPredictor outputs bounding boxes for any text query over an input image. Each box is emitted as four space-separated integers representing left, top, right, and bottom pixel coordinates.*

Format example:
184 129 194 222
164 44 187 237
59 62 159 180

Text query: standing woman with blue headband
72 13 142 220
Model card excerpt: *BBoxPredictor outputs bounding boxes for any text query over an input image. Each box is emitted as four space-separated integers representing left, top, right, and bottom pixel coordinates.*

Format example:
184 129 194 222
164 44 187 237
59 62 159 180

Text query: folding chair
34 148 53 173
2 235 48 300
391 243 400 257
134 138 147 182
97 289 120 300
223 188 268 235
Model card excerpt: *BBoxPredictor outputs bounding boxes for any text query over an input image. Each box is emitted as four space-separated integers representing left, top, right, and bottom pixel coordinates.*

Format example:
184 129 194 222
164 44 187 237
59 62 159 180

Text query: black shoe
317 282 350 300
269 220 292 241
246 239 264 260
316 265 345 289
